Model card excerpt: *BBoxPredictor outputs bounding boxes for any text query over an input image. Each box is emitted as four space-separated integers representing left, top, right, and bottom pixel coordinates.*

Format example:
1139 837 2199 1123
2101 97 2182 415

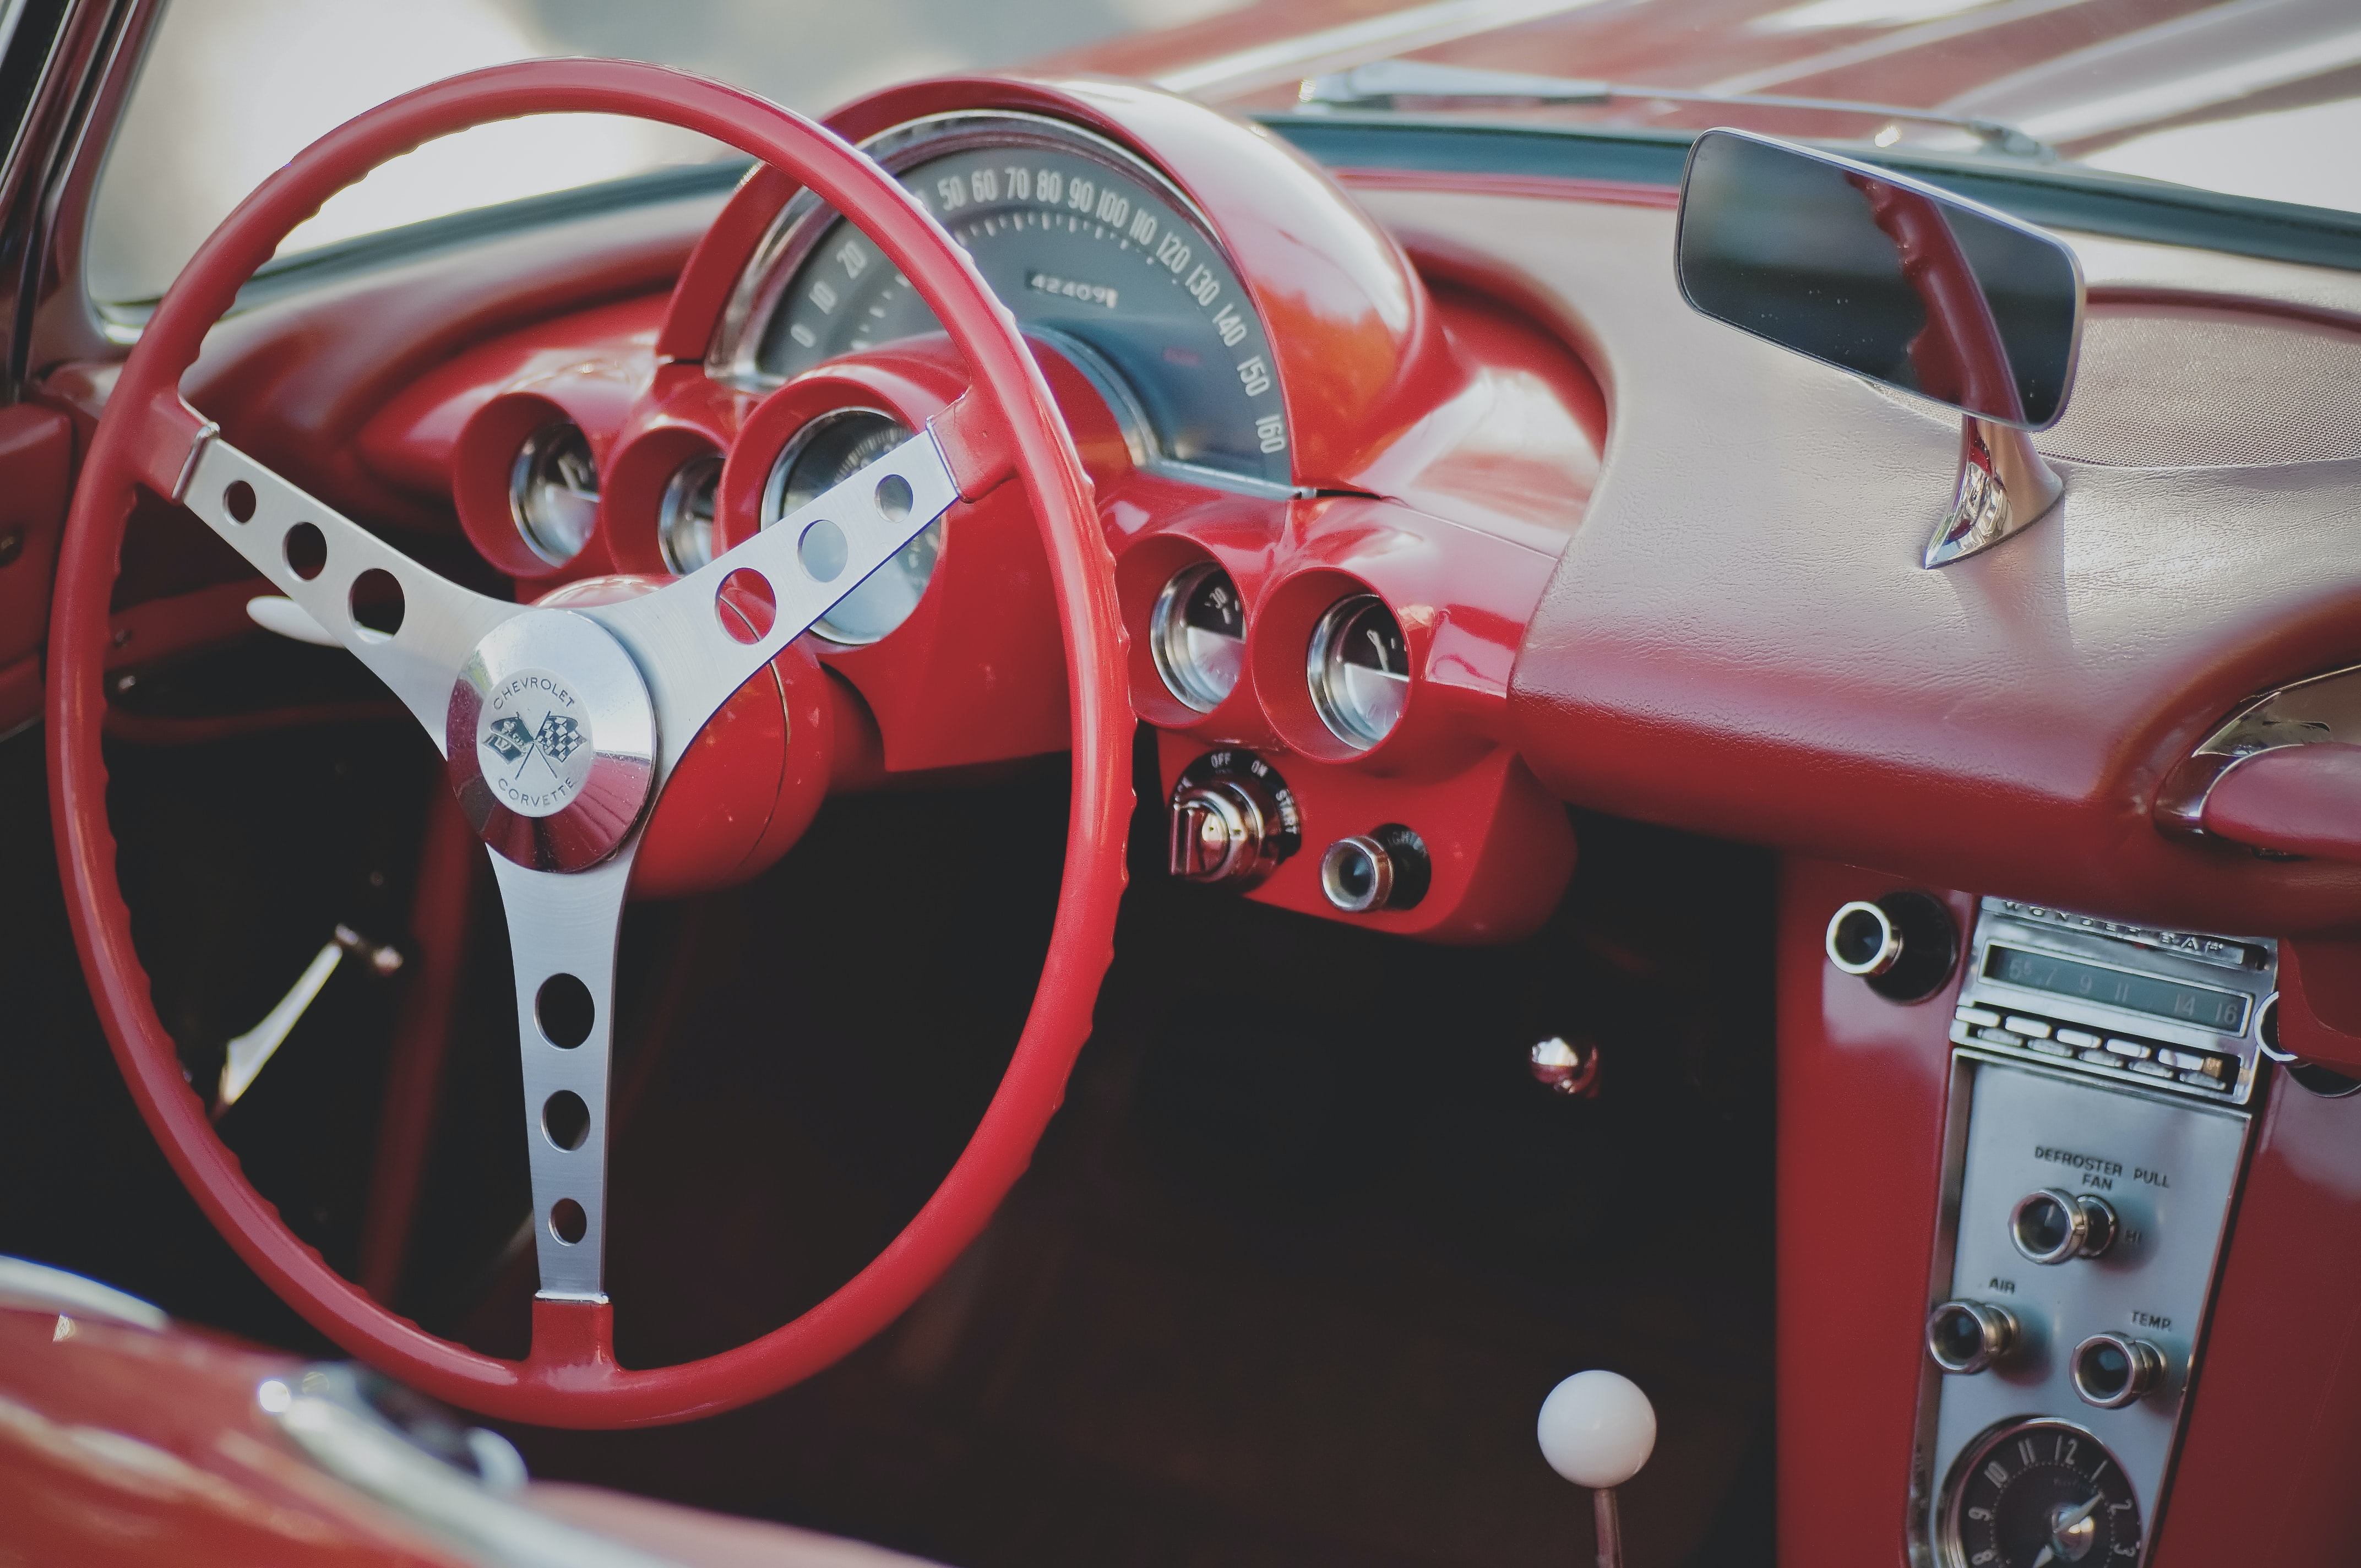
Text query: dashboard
345 75 1599 938
47 61 2361 1568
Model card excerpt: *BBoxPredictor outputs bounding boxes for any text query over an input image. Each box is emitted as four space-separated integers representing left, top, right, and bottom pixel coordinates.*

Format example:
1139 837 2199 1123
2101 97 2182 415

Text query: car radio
1946 899 2275 1107
1905 899 2271 1568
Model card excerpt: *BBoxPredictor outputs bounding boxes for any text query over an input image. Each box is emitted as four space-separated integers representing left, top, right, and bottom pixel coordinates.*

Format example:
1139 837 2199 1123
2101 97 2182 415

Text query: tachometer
718 114 1292 488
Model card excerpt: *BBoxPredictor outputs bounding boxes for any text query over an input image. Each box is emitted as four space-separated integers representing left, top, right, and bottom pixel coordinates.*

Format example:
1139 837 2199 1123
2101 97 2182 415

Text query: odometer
725 115 1292 487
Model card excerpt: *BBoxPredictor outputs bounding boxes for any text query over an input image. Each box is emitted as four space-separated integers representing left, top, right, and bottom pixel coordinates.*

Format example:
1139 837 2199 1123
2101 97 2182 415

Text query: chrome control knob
2072 1333 2167 1408
2010 1188 2118 1265
1823 890 1957 1003
1318 823 1430 913
1827 900 1903 976
1926 1300 2020 1374
1167 752 1301 890
1170 783 1262 883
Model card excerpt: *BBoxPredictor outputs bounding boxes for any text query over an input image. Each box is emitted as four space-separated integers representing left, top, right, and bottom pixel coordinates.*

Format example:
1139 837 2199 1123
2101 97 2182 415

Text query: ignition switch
1168 750 1301 889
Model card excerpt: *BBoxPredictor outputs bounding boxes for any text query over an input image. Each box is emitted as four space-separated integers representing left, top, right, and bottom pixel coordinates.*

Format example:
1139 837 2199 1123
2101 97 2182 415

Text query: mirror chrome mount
1674 129 2083 574
1924 417 2064 569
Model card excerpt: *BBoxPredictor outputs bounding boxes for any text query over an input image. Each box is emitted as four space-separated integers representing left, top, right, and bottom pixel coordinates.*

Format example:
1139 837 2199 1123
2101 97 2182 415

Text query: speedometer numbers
1940 1418 2143 1568
753 122 1291 487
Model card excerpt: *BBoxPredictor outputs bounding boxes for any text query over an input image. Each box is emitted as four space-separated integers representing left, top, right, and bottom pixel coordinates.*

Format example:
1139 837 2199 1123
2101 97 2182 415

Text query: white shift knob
1537 1370 1657 1489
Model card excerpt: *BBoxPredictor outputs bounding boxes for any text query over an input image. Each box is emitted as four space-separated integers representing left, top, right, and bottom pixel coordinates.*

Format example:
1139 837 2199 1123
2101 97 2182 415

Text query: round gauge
509 421 598 567
657 453 721 574
1151 562 1245 712
1938 1418 2143 1568
762 408 937 645
730 115 1291 487
1307 593 1410 750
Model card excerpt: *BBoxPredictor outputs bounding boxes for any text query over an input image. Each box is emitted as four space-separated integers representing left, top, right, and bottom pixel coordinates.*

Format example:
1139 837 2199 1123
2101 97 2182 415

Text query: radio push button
2010 1188 2118 1265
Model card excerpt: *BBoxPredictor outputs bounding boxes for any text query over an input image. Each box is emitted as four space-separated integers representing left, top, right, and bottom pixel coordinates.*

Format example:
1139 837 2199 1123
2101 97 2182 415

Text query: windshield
89 0 2361 306
86 0 1247 304
1196 0 2361 219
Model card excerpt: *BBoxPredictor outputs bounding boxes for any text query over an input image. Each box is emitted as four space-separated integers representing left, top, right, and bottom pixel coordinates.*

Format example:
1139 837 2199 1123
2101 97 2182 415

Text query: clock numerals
1940 1419 2144 1568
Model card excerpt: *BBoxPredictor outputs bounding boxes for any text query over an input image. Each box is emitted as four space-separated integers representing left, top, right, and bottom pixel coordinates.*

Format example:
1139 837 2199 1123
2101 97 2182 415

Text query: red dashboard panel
330 81 1604 927
1782 861 2361 1568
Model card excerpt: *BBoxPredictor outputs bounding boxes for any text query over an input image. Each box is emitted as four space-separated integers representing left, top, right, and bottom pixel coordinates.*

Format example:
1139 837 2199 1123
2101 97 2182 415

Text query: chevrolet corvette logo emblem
475 669 595 818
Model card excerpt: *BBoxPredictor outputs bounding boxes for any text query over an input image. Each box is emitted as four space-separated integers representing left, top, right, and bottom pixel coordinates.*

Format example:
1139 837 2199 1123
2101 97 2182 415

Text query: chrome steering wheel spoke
580 424 961 783
486 851 634 1301
177 432 522 751
175 416 964 1311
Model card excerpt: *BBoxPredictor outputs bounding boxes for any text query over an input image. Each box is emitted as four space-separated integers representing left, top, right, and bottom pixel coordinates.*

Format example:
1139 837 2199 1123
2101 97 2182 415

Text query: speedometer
717 115 1292 488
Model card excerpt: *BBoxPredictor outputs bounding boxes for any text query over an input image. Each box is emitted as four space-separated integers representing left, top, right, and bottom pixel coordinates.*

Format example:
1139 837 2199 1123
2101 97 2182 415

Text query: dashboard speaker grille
2038 304 2361 470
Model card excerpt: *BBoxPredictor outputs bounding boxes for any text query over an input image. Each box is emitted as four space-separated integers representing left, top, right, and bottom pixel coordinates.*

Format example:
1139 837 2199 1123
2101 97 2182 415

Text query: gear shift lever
1537 1370 1657 1568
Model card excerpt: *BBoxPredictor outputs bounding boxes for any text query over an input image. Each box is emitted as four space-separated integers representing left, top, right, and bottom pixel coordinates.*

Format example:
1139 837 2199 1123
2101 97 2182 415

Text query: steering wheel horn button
446 610 656 873
473 669 596 818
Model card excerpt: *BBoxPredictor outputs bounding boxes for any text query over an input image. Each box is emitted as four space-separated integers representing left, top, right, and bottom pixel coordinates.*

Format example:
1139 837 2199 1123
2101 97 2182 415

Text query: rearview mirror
1675 129 2085 567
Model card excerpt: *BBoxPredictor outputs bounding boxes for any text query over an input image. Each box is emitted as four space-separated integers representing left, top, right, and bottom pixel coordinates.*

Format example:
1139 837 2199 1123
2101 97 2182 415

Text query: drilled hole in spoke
349 568 404 639
548 1198 587 1245
715 567 775 645
224 481 256 522
797 519 847 582
284 523 327 581
535 973 594 1048
541 1090 590 1152
874 473 913 524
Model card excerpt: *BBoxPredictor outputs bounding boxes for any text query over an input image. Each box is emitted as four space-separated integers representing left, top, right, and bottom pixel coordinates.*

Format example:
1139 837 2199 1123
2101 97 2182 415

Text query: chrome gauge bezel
508 420 599 568
656 451 722 575
709 111 1232 394
1307 592 1411 752
760 406 932 646
1149 560 1245 714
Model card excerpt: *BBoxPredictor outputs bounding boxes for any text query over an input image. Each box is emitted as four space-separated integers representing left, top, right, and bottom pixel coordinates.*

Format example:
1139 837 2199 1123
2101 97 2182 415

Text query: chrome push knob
1926 1300 2020 1374
1827 900 1904 976
2010 1188 2118 1265
1823 890 1957 1002
1538 1370 1656 1568
2072 1333 2167 1408
1318 823 1430 913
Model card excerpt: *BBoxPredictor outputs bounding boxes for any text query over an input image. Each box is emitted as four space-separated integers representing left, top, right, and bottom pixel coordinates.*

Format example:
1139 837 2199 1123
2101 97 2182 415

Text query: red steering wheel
46 59 1130 1428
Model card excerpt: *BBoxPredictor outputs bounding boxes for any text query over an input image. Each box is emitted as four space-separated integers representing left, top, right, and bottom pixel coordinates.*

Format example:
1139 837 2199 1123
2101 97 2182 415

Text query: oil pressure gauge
1939 1418 2142 1568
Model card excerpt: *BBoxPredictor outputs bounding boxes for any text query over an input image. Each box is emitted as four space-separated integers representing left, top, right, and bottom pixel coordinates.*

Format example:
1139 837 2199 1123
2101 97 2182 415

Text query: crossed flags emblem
482 711 586 778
